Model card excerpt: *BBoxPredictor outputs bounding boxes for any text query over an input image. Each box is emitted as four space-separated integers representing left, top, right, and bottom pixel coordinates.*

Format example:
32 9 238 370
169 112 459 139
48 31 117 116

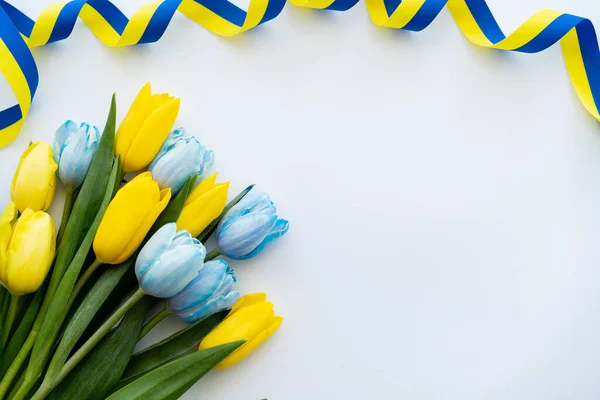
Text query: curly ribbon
0 0 599 147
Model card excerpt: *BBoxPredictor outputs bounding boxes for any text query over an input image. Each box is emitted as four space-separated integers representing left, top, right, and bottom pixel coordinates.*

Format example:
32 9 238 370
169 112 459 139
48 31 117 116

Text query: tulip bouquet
0 83 289 400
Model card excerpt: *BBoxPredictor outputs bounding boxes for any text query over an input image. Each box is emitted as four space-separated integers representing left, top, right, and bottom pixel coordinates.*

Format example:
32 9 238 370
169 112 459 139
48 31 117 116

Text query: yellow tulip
116 83 180 173
199 293 283 369
93 172 171 264
11 142 58 212
176 173 229 237
0 204 56 295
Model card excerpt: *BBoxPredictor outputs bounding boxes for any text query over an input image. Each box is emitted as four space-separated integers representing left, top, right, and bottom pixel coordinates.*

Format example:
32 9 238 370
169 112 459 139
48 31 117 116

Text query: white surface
2 0 600 398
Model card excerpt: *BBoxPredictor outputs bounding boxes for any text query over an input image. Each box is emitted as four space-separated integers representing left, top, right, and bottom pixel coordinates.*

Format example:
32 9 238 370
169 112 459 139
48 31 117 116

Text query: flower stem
0 331 36 399
56 186 74 245
205 248 221 261
29 288 146 400
139 306 170 340
66 259 103 310
2 294 19 346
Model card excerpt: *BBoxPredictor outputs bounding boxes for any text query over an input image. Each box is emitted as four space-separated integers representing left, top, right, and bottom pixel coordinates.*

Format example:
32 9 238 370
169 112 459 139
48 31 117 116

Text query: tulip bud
149 128 214 194
216 192 289 260
11 142 58 212
0 204 56 295
93 172 171 264
135 223 206 298
199 293 282 369
168 259 239 323
53 120 101 189
115 83 180 173
176 173 229 237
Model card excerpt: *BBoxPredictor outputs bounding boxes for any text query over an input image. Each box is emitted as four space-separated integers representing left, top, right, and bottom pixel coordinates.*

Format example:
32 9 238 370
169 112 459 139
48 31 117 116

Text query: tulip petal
177 182 229 237
115 187 171 265
135 222 177 279
218 192 272 231
138 244 205 298
57 123 100 188
94 173 171 264
234 218 290 260
0 202 18 285
150 134 204 194
115 83 153 166
217 211 277 260
216 315 283 369
5 210 55 295
176 291 240 323
197 149 214 181
11 142 58 212
52 120 78 164
148 128 183 171
168 259 232 313
229 293 267 316
199 302 275 351
123 97 180 172
185 173 217 206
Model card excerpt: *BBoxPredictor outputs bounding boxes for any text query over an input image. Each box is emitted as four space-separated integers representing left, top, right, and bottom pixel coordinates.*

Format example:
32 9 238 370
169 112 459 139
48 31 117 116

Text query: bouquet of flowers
0 83 289 400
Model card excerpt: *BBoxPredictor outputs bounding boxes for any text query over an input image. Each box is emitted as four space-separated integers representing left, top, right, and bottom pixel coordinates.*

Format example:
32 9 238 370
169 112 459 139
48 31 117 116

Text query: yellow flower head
0 204 56 295
116 83 180 173
176 173 229 237
11 142 58 212
199 293 283 369
93 172 171 264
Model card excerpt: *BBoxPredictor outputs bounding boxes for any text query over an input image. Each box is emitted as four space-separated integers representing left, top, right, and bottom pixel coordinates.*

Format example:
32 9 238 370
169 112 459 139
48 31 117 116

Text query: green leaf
28 156 120 384
45 94 117 306
197 184 254 242
118 311 228 387
106 341 245 400
0 288 43 377
76 264 136 347
47 297 155 400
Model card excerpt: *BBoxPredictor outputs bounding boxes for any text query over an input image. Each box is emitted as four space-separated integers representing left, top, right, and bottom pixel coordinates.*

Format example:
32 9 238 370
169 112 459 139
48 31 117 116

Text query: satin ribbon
0 0 598 147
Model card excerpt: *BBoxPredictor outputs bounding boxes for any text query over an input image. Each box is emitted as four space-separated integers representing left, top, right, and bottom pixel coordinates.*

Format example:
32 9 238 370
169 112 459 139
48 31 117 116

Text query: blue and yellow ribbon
0 0 599 147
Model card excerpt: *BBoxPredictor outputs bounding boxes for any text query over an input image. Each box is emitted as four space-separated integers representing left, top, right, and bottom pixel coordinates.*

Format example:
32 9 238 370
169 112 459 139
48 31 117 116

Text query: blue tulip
148 128 214 194
135 223 206 298
167 259 240 323
52 120 100 189
217 192 289 260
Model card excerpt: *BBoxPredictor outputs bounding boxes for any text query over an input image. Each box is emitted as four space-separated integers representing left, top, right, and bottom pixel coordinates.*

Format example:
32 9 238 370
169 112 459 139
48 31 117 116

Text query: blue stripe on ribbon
464 0 505 43
576 19 600 117
514 14 583 53
0 104 22 131
0 6 38 99
403 0 447 31
0 0 34 38
87 0 128 35
195 0 245 27
261 0 287 22
384 0 401 17
326 0 360 12
48 0 87 43
139 0 182 44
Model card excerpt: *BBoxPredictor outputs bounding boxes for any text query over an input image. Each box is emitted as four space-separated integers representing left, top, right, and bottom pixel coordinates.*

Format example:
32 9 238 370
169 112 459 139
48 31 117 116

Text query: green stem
205 248 221 261
30 289 146 400
0 332 36 399
56 186 74 245
3 294 19 346
139 307 170 340
66 259 103 310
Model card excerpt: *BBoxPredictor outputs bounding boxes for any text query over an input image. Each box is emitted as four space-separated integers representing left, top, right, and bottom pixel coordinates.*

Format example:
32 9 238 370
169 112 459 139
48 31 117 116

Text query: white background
1 0 600 399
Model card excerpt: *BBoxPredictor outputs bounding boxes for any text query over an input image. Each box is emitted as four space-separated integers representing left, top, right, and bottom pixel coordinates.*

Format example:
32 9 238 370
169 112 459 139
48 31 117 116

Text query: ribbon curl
0 0 599 147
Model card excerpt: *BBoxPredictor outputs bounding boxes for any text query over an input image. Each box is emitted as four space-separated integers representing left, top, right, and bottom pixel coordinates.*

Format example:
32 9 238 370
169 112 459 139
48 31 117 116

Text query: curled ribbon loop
0 0 599 147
